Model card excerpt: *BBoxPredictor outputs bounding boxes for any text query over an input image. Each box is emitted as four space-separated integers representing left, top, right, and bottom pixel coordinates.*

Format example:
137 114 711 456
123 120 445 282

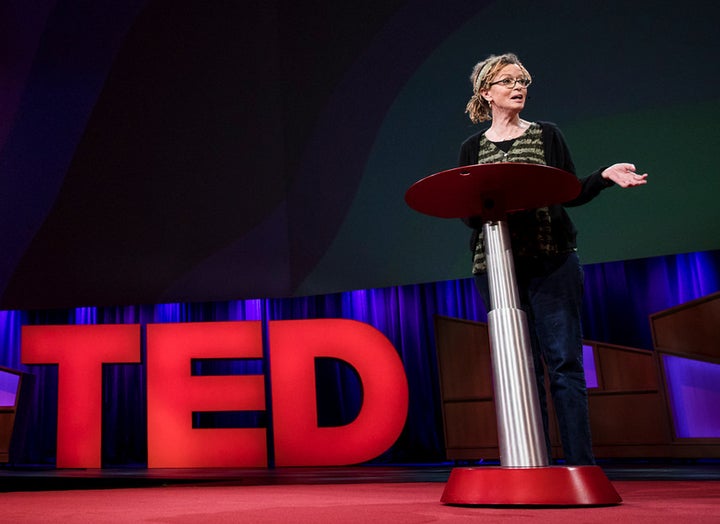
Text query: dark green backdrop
1 0 717 309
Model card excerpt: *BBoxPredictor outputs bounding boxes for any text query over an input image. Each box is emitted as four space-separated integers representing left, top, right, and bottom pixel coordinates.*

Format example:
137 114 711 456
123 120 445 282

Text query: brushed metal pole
483 220 548 467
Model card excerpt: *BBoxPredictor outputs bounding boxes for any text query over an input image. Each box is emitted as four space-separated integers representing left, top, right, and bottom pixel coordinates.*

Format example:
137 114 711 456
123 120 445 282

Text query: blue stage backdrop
1 0 719 310
1 250 719 466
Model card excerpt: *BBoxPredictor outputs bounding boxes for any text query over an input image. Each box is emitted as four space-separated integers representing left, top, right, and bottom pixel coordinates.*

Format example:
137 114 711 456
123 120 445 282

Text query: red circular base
441 466 622 506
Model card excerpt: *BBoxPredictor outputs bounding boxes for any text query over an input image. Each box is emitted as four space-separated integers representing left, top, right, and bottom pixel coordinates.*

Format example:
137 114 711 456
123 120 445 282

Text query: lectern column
483 220 547 467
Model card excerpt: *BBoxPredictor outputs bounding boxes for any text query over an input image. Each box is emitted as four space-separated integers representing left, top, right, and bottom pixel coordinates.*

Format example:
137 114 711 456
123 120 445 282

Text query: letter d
270 319 408 466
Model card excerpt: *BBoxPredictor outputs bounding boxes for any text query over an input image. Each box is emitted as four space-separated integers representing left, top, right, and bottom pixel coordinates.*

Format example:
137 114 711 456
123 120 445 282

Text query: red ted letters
21 319 409 468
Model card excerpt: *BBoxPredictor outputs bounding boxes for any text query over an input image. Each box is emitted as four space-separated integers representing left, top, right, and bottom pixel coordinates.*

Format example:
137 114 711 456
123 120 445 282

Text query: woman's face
483 63 529 114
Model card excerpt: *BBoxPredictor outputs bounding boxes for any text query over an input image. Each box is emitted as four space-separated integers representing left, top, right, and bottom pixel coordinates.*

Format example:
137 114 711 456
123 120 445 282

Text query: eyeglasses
489 77 532 89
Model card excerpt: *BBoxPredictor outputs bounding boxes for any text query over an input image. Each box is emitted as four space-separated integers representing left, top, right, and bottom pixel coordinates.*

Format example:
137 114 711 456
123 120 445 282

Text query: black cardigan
458 121 613 255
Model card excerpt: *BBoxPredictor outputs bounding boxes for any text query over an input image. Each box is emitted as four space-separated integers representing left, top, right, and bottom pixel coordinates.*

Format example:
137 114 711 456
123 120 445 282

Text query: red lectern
405 163 621 506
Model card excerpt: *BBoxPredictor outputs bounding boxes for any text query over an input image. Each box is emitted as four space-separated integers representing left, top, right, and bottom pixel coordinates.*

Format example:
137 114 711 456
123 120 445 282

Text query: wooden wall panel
650 291 720 360
434 317 497 460
595 344 659 391
443 401 498 450
0 367 24 463
434 314 719 461
434 317 492 400
589 392 671 445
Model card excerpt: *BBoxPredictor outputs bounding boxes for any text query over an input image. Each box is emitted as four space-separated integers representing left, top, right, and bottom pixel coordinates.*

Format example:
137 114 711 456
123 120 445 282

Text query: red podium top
405 163 581 219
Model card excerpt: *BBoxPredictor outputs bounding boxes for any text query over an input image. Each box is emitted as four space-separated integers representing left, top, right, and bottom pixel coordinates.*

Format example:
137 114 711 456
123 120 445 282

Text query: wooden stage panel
650 291 720 361
589 392 671 446
594 343 659 391
434 313 719 461
443 401 498 451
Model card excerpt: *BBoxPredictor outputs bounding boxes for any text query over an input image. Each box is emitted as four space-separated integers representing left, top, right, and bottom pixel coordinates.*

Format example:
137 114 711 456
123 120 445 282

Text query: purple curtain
581 250 720 349
1 250 718 466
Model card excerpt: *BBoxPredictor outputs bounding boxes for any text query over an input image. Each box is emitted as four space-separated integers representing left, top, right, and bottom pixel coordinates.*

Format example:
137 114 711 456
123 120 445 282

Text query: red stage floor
1 474 719 523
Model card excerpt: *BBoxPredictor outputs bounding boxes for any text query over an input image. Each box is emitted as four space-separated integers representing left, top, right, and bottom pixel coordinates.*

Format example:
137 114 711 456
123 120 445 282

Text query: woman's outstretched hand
602 163 649 188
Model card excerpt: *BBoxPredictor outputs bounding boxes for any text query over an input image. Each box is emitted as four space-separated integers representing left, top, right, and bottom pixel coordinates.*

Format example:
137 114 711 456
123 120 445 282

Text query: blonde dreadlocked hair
465 53 531 124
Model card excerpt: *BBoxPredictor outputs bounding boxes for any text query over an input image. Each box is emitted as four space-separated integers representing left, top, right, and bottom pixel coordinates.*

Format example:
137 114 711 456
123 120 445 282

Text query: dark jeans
475 251 595 465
